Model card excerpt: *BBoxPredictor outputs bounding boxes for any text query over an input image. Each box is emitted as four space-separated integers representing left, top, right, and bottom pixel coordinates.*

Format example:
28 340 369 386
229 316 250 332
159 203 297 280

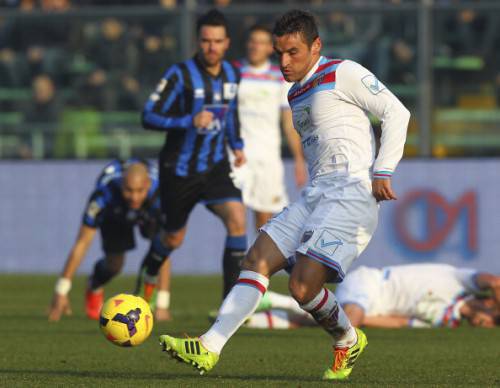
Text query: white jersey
236 60 290 160
336 264 480 327
288 57 410 180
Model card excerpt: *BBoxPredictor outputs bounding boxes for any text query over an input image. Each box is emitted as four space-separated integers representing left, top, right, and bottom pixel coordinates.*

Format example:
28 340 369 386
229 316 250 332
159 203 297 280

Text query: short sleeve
82 190 106 228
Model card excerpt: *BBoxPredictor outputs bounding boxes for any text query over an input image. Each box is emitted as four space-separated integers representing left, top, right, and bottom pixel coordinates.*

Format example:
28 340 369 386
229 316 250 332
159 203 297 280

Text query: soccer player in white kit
233 24 306 229
159 9 410 380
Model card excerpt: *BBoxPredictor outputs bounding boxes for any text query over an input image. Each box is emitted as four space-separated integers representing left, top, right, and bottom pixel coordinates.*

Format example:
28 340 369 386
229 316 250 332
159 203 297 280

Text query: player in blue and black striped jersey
138 9 248 307
48 159 170 322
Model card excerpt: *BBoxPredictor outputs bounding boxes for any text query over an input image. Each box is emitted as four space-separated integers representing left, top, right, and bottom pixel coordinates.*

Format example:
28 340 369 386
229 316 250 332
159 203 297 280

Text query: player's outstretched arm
281 109 307 187
362 315 411 328
344 302 412 328
48 225 96 322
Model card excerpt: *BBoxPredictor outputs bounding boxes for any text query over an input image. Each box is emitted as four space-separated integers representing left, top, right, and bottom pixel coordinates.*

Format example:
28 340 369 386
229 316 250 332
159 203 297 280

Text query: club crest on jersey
312 73 325 88
361 75 386 95
223 83 238 100
314 230 343 256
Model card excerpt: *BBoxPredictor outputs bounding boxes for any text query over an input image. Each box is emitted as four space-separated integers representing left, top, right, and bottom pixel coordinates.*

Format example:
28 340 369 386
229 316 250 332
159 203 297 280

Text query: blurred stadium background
1 0 500 275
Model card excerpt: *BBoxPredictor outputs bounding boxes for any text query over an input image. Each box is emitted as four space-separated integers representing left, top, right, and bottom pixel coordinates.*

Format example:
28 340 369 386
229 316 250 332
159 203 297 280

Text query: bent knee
288 277 320 305
241 246 271 276
225 215 246 235
106 255 125 274
162 231 185 249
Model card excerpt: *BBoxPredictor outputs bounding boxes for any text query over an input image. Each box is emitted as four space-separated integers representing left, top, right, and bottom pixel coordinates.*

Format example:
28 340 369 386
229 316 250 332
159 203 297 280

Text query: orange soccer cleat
85 288 104 320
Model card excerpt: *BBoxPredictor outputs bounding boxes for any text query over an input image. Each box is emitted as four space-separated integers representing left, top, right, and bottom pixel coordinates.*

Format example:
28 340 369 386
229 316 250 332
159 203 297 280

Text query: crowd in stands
0 1 498 158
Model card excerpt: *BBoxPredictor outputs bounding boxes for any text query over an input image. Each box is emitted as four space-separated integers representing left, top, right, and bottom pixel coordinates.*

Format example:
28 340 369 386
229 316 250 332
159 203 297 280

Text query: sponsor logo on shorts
301 230 314 243
314 230 343 256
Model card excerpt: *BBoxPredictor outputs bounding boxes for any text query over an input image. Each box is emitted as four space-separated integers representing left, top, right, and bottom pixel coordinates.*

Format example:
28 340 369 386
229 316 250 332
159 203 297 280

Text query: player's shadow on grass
166 328 321 340
0 369 320 383
239 329 320 339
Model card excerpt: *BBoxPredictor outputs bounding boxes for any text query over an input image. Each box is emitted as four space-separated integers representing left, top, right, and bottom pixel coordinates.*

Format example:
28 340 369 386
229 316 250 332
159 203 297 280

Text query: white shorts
232 157 288 213
261 175 378 282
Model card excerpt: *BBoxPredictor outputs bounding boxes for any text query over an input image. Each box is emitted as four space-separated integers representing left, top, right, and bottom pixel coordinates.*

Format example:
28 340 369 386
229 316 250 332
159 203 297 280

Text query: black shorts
100 216 136 255
160 159 242 232
98 212 160 254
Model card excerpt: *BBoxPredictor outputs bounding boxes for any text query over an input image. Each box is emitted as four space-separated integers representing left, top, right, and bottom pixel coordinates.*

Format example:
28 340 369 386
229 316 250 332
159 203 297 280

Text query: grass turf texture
1 274 499 387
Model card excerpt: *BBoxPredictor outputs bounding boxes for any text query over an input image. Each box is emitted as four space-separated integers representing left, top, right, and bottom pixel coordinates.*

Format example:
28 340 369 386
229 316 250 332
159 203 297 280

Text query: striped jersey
235 59 290 160
288 56 410 180
142 55 243 177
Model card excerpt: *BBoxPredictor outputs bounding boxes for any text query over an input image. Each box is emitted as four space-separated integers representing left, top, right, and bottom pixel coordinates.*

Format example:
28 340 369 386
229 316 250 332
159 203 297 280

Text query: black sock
89 258 116 290
135 234 173 293
222 235 247 299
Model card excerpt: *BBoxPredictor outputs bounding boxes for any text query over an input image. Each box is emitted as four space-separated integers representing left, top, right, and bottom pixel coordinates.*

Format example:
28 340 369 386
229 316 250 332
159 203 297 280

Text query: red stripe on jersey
315 59 343 74
238 278 267 294
288 71 336 103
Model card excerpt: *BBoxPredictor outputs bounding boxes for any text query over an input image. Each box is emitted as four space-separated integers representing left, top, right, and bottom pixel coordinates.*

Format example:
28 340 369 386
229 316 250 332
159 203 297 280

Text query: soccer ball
99 293 153 347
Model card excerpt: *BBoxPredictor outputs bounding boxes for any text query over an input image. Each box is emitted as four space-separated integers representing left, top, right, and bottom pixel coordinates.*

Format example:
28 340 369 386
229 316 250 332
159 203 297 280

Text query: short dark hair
196 9 229 36
272 9 319 47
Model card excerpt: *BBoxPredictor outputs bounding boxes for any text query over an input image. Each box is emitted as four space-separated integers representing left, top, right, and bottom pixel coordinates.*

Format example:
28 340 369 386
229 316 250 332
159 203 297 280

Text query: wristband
55 277 72 295
373 170 393 179
156 290 171 309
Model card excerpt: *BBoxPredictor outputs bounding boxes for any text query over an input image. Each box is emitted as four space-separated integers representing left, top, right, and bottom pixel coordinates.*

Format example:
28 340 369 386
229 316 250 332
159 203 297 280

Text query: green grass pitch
1 274 499 387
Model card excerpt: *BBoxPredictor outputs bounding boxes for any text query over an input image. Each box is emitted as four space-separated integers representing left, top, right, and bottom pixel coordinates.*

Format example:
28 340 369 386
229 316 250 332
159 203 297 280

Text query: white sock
200 270 269 354
245 310 291 329
300 288 357 347
266 291 304 315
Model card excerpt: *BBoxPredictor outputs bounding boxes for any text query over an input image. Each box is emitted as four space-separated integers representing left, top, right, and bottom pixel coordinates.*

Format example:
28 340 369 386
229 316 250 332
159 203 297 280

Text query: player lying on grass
158 9 410 381
48 159 171 322
245 263 500 329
